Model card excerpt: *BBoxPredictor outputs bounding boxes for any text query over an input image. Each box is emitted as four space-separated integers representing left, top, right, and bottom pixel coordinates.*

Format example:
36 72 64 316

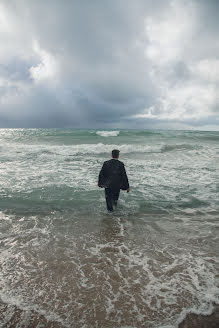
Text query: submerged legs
104 188 120 212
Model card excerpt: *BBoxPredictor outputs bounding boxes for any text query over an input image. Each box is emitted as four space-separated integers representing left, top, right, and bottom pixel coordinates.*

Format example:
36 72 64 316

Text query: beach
0 128 218 327
179 305 219 328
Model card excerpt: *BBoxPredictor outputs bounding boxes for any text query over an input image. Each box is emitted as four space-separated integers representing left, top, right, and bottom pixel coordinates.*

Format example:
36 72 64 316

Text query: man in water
98 149 130 212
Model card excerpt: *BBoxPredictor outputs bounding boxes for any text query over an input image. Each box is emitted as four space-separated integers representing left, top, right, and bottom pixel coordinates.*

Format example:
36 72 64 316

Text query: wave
160 143 199 152
68 143 200 154
96 131 120 137
3 142 202 158
58 143 161 154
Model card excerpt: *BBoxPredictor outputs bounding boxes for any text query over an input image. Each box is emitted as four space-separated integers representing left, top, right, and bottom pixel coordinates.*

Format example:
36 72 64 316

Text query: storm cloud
0 0 219 129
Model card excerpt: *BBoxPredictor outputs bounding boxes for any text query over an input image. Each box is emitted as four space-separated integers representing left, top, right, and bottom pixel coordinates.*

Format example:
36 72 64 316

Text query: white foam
96 130 120 137
159 301 218 328
0 211 13 221
0 291 66 327
1 141 162 155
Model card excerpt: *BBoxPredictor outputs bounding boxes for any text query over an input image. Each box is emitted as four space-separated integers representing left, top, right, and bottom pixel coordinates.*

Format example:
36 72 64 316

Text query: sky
0 0 219 130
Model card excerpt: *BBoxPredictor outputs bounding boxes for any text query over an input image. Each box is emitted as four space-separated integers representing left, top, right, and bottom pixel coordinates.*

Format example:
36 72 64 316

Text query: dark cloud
0 0 218 129
0 58 36 82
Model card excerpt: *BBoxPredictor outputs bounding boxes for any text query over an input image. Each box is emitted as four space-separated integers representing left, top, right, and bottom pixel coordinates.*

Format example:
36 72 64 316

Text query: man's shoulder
104 159 124 166
111 159 125 166
103 160 113 167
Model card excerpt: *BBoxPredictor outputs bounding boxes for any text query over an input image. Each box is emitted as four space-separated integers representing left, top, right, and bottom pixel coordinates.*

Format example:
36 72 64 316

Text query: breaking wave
96 130 120 137
2 142 203 158
160 143 200 152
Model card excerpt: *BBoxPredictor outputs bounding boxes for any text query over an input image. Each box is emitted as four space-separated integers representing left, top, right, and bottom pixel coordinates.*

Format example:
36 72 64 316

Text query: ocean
0 128 218 328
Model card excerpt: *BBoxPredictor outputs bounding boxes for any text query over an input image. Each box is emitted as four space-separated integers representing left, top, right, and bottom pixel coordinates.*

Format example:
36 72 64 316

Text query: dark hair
112 149 120 158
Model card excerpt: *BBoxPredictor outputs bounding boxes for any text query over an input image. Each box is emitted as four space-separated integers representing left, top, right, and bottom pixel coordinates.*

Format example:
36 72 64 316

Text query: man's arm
121 163 130 191
98 162 107 188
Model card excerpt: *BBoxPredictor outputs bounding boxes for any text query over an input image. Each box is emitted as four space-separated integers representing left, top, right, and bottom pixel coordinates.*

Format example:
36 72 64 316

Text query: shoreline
179 305 219 328
1 300 219 327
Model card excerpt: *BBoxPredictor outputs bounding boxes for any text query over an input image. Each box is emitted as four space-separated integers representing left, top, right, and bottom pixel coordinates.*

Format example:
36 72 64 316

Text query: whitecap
96 130 120 137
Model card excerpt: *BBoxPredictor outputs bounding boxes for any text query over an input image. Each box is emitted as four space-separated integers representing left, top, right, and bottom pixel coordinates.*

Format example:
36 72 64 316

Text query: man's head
112 149 120 159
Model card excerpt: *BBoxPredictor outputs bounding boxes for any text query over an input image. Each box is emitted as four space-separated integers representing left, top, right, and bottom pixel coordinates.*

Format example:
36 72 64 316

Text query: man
98 149 130 212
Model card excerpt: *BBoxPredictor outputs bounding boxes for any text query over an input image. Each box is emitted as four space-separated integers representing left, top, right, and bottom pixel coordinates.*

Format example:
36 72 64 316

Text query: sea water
0 128 218 327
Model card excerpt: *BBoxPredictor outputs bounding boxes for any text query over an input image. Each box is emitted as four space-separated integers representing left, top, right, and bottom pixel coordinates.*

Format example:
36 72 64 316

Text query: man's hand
127 188 130 193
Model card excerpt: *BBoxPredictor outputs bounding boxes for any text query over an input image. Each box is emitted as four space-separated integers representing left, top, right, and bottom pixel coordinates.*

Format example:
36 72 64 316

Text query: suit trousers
104 188 120 211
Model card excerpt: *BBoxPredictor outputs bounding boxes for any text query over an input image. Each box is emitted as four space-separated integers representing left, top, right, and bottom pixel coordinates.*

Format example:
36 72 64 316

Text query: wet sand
179 305 219 328
0 213 218 327
1 302 219 327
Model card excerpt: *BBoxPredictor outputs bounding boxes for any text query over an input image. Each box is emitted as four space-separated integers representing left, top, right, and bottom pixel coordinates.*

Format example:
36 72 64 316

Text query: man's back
98 158 129 190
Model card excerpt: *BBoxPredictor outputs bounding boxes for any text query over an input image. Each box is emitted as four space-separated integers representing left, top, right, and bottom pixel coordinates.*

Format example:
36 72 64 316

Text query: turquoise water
0 129 219 327
1 128 219 216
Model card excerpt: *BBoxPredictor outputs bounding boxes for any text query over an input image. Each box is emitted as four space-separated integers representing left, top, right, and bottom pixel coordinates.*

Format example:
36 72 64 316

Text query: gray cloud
0 0 219 129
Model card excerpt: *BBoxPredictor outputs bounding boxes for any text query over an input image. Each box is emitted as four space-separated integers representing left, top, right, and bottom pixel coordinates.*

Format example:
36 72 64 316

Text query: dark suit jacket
98 159 129 190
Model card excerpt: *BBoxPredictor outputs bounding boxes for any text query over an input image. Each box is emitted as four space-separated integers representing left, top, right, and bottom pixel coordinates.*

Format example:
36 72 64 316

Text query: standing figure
98 149 130 212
